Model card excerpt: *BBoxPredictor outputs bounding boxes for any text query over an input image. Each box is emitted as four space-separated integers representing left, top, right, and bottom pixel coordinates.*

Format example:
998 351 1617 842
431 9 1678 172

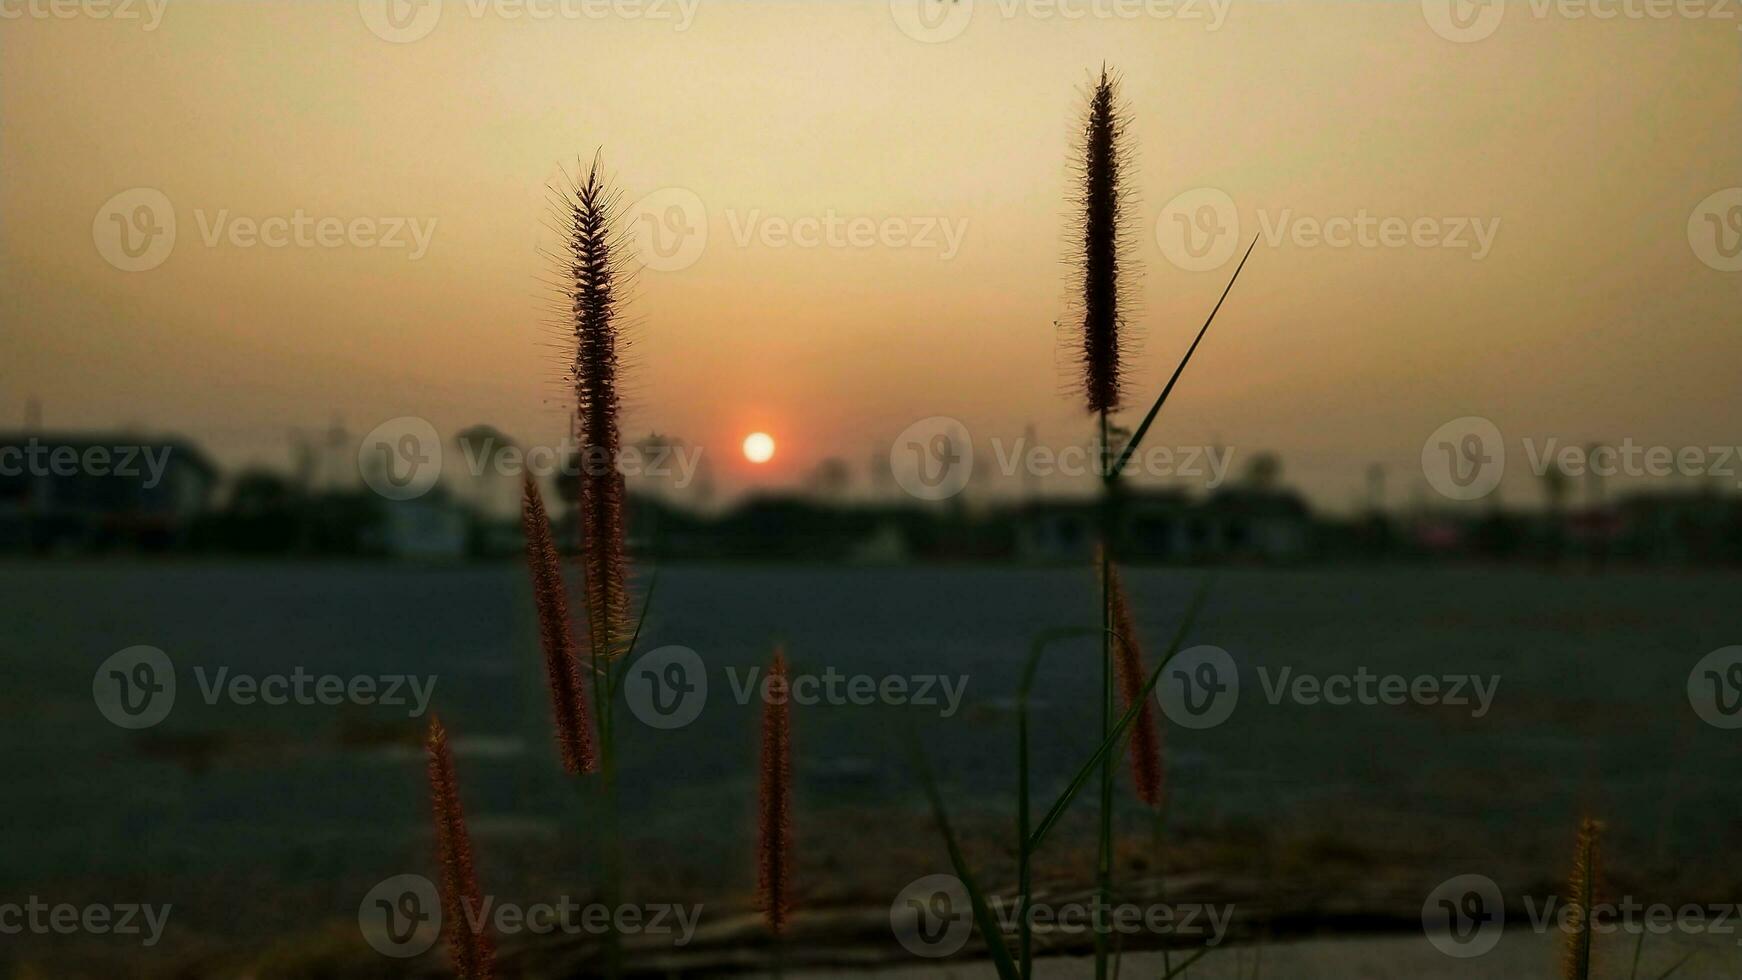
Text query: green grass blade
603 567 661 708
1096 470 1115 980
1021 628 1102 696
1111 237 1259 480
907 729 1023 980
1652 948 1697 980
1160 945 1212 978
1019 627 1101 978
623 567 660 662
1027 577 1214 853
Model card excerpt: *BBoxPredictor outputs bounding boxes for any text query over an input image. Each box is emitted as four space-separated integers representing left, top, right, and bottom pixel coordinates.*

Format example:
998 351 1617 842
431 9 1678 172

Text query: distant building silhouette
0 432 216 552
1 429 1737 567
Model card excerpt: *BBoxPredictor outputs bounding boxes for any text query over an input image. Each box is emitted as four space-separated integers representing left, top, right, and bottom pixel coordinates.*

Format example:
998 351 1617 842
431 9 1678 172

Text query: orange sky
2 1 1738 509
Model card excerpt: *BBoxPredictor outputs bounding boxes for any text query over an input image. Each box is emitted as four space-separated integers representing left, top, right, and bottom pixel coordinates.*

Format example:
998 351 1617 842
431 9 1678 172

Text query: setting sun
742 432 776 464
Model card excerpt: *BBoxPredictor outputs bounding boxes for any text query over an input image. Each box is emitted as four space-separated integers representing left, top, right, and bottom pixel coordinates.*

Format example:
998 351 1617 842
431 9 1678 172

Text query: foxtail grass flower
522 476 598 775
1074 66 1134 417
758 647 793 934
1104 558 1164 809
565 155 631 661
426 717 495 980
1562 817 1603 980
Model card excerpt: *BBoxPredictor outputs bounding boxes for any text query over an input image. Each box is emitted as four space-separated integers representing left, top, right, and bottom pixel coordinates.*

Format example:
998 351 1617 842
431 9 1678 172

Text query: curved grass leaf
1111 238 1259 481
1019 626 1103 977
1160 944 1211 978
907 729 1022 980
1027 577 1214 853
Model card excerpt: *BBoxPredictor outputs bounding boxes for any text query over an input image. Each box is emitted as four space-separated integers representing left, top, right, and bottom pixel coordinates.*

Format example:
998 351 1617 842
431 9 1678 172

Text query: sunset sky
3 0 1738 509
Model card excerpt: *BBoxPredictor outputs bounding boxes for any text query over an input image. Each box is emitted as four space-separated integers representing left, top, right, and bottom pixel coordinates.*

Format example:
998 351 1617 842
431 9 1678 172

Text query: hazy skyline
4 1 1739 510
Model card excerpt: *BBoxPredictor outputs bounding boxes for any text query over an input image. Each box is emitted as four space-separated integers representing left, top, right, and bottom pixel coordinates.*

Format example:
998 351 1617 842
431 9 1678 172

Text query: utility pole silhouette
1585 442 1606 508
869 443 895 503
1022 423 1038 501
1365 463 1386 514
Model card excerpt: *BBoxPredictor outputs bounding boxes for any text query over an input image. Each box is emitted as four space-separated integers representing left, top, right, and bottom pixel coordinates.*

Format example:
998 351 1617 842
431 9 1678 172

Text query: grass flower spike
1075 66 1133 418
566 155 631 662
758 647 793 934
1104 560 1164 809
426 717 495 980
1562 817 1602 980
522 475 598 775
